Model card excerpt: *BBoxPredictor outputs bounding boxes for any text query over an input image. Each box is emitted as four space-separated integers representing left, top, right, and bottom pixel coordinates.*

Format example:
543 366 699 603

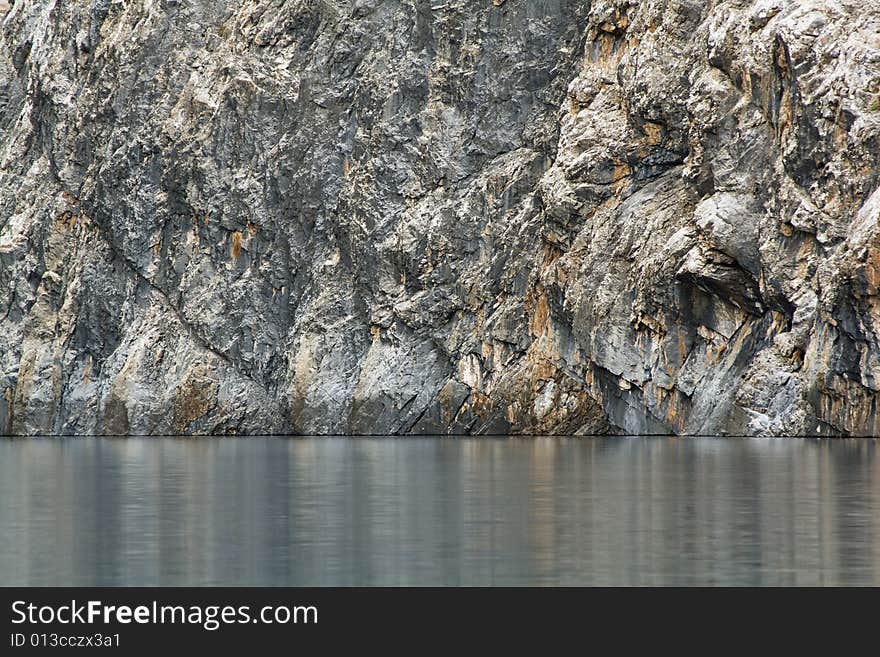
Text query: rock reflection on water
1 437 878 586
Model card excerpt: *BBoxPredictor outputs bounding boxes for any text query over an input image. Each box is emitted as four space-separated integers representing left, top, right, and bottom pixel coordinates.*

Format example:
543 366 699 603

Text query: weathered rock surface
1 0 879 436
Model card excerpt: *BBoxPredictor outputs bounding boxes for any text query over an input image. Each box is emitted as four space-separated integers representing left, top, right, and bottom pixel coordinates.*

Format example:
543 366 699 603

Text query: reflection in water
0 437 878 586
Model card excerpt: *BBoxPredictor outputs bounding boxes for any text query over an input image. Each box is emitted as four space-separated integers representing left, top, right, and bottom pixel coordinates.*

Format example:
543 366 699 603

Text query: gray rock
1 0 879 436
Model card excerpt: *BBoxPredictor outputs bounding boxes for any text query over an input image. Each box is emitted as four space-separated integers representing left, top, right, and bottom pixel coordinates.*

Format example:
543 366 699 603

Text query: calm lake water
1 437 879 586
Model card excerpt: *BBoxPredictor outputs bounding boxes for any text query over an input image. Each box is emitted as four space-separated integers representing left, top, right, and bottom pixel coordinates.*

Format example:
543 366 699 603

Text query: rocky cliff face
1 0 879 436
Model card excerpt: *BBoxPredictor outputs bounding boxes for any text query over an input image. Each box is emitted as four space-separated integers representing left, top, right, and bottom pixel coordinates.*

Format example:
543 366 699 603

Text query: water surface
1 437 878 586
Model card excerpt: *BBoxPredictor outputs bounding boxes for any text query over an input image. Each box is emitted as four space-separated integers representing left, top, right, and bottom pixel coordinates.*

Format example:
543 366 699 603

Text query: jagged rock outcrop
1 0 879 436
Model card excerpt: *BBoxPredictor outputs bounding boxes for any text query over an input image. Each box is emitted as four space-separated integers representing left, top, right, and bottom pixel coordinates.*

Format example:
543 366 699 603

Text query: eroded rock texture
1 0 879 436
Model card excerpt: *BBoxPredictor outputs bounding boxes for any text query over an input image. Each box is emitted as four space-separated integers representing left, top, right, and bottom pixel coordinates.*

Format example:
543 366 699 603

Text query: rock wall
1 0 879 436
